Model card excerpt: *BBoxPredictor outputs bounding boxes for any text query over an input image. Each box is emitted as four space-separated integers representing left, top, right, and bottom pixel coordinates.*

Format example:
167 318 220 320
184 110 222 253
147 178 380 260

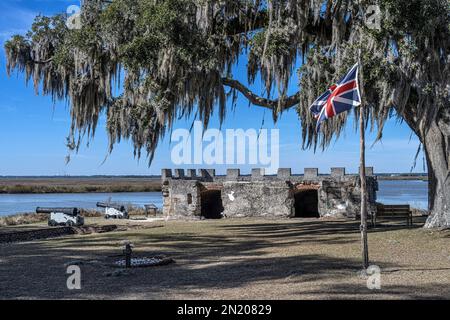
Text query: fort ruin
161 168 378 219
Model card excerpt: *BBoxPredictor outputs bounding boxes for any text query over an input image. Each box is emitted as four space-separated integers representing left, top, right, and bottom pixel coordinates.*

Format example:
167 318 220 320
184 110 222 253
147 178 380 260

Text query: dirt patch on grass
0 217 449 299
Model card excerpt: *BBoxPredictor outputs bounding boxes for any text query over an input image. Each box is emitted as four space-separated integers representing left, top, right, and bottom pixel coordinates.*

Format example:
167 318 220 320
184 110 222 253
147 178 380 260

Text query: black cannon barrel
36 207 79 216
96 202 127 211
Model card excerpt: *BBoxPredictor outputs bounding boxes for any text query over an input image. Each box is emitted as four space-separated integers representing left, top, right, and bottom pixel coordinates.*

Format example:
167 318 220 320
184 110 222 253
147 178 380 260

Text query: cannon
96 202 129 219
36 207 84 227
96 202 127 212
36 207 79 216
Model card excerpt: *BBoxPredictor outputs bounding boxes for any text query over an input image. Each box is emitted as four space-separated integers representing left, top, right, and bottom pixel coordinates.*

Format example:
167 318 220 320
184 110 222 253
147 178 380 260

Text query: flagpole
358 50 370 270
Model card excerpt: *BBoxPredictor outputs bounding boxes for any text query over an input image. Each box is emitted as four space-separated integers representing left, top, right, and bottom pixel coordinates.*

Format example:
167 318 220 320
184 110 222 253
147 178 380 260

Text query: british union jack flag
310 64 362 131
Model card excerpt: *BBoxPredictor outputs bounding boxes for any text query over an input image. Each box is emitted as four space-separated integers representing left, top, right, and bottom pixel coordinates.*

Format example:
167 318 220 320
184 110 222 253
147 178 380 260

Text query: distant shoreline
0 174 427 194
0 177 162 194
376 175 428 181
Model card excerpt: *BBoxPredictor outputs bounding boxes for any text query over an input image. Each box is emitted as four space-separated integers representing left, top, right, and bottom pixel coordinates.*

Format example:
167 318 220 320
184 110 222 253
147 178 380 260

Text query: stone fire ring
113 256 175 268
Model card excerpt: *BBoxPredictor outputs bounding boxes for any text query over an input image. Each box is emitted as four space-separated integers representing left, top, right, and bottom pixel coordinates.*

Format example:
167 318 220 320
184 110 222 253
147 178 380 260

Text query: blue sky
0 0 425 176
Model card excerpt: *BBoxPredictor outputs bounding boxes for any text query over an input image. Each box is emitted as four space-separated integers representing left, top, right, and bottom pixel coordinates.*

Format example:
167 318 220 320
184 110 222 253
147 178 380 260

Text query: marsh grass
0 213 49 227
0 207 158 227
0 177 161 194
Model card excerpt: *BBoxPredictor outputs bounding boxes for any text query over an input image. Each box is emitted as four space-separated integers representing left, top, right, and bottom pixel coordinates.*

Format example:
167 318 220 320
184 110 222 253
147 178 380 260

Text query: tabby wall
161 168 378 219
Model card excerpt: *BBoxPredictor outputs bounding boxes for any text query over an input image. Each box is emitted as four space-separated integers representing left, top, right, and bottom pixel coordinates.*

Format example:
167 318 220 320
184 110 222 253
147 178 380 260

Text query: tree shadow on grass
220 219 421 239
0 243 386 299
0 219 446 299
1 239 447 299
293 282 450 300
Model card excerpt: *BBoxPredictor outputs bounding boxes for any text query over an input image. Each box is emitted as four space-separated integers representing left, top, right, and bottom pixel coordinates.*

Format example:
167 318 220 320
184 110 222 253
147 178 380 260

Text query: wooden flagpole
358 50 370 270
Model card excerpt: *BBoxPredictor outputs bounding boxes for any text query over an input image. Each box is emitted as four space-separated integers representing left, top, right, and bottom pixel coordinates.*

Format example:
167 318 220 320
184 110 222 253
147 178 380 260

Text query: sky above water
0 0 426 176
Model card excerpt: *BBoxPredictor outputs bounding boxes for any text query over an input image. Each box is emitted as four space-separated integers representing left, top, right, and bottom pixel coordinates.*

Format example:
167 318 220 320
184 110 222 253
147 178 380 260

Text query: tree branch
225 9 332 41
221 77 300 111
225 10 268 35
34 58 53 64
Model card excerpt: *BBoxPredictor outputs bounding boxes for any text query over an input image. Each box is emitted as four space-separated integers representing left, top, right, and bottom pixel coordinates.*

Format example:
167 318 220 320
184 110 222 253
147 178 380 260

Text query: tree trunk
422 120 450 229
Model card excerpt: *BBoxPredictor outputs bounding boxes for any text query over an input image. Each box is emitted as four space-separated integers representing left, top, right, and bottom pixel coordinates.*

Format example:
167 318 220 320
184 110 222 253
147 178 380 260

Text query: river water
0 180 428 216
376 180 428 210
0 192 163 216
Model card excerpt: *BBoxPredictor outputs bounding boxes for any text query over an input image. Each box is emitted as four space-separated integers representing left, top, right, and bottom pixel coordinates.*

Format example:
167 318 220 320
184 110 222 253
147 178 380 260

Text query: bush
0 213 48 226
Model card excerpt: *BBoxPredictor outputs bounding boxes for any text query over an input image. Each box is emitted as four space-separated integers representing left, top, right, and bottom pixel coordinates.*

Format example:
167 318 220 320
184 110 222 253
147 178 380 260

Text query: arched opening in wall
294 189 320 218
201 190 224 219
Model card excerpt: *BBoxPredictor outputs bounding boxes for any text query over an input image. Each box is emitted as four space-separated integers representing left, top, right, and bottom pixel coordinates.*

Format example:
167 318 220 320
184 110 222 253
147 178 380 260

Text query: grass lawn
0 217 449 299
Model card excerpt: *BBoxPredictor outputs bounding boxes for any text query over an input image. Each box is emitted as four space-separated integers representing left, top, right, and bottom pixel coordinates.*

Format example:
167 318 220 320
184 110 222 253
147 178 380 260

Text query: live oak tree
5 0 450 227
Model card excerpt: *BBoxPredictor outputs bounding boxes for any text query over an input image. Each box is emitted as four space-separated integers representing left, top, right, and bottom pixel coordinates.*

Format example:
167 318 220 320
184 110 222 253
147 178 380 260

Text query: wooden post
358 53 370 270
359 102 370 270
124 243 132 268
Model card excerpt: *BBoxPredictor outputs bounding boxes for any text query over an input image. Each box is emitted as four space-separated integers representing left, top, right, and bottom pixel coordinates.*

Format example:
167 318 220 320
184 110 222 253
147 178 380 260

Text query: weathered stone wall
162 169 201 218
222 180 292 218
161 167 378 219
